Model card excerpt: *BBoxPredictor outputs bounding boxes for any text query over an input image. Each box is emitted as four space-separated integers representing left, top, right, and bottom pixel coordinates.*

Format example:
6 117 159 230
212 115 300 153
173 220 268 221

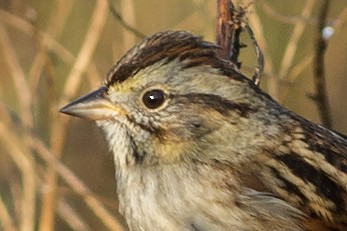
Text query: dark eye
142 89 166 109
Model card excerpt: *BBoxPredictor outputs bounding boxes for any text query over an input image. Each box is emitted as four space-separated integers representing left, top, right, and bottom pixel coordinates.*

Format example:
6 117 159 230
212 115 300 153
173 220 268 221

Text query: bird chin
95 119 133 167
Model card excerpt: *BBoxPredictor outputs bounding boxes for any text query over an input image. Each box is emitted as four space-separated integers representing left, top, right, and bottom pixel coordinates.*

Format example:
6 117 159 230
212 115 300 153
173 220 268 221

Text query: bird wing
241 112 347 230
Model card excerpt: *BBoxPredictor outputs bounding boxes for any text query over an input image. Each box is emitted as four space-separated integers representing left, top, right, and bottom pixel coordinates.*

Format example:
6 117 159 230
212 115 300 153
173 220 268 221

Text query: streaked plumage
61 31 347 231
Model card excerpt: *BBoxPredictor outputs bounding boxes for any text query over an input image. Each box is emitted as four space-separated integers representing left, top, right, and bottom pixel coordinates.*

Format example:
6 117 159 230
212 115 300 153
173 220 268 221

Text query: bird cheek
151 129 193 163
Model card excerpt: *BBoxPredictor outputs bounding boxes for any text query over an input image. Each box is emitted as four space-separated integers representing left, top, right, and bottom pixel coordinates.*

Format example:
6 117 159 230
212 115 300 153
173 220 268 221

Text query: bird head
60 31 264 168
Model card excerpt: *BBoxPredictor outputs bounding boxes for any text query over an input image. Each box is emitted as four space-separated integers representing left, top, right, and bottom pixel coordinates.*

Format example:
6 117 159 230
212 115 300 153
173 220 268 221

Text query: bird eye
142 89 166 109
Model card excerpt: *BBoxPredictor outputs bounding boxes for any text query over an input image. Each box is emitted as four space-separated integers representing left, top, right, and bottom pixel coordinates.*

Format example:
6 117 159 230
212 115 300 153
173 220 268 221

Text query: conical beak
60 87 118 120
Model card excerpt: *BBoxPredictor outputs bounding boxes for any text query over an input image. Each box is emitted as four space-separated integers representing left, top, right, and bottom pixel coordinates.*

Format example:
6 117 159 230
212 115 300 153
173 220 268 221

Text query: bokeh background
0 0 346 230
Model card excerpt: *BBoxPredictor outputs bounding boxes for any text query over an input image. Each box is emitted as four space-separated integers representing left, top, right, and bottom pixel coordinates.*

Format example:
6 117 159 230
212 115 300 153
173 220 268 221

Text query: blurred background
0 0 346 230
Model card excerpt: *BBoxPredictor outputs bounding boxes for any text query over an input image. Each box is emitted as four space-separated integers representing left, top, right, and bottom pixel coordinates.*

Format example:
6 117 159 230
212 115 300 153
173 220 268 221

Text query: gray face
60 31 259 167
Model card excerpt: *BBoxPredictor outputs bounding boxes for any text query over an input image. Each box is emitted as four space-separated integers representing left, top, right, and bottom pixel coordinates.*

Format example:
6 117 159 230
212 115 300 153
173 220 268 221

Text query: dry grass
0 0 346 230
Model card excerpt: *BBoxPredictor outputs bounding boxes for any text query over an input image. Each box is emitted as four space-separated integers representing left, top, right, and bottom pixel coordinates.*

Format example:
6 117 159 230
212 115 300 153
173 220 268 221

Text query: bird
60 31 347 231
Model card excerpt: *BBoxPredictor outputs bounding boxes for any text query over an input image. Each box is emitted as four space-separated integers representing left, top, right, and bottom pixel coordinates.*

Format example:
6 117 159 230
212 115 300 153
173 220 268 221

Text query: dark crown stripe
106 31 218 86
105 31 247 87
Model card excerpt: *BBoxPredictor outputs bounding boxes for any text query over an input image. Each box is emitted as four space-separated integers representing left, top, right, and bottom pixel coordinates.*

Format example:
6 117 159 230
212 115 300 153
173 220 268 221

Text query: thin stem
0 194 16 231
39 0 109 230
120 0 137 51
0 23 32 128
258 0 313 25
248 6 277 98
28 0 74 96
0 23 36 231
216 0 234 60
313 0 332 128
27 136 124 231
108 0 146 39
0 9 102 85
0 123 36 231
279 0 315 80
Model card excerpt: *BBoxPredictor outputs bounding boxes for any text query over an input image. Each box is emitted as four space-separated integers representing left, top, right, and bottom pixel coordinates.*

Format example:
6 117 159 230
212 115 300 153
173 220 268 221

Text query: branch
216 0 243 67
216 1 264 85
108 0 146 39
313 0 332 128
245 24 264 86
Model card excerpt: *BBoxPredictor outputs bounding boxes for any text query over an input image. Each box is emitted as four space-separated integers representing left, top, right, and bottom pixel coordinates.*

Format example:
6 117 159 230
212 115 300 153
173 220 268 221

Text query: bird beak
60 87 117 120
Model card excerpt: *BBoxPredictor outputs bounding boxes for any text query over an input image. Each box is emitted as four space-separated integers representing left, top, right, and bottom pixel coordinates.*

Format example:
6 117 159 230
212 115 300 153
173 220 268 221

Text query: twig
216 0 264 85
334 7 347 31
245 24 264 86
108 0 146 39
28 0 75 97
40 0 109 230
0 23 36 231
0 194 16 231
29 5 74 226
258 0 313 25
216 0 244 67
0 23 32 128
216 0 235 61
313 0 332 128
248 5 277 97
27 136 124 231
61 0 108 102
280 54 313 100
0 101 123 230
0 101 95 231
0 115 124 231
120 0 137 51
57 199 91 231
0 123 36 231
0 9 102 86
278 0 315 80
